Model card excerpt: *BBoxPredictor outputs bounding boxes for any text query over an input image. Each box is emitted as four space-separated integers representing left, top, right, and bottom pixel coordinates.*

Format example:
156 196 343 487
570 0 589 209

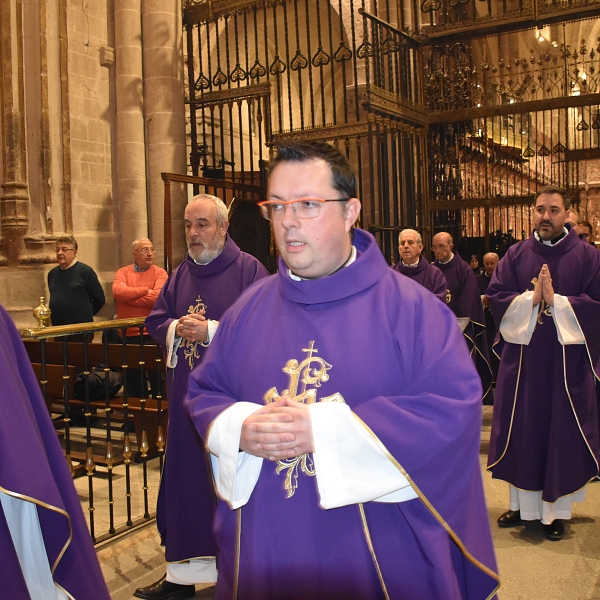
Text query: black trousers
124 335 160 398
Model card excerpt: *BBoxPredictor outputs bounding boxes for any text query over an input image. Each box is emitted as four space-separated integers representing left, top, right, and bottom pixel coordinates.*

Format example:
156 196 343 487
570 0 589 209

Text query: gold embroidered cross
263 341 345 498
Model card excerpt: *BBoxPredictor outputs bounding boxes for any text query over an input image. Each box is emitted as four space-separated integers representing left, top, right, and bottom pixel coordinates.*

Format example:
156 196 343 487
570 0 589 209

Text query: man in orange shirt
112 238 168 397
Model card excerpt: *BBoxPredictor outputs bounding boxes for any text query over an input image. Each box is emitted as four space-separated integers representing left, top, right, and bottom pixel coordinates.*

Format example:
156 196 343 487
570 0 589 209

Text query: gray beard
189 243 223 265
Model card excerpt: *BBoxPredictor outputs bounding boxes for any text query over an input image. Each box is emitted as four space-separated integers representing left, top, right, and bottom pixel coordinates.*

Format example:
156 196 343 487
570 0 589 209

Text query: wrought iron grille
183 0 430 264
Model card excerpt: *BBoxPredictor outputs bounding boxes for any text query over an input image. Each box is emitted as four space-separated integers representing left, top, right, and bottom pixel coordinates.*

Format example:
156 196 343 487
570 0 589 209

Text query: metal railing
22 318 166 544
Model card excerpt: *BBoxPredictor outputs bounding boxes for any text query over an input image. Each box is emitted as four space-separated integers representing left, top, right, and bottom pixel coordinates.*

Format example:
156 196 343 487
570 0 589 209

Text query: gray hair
132 237 152 251
56 236 78 251
189 194 229 227
483 252 499 262
398 228 422 246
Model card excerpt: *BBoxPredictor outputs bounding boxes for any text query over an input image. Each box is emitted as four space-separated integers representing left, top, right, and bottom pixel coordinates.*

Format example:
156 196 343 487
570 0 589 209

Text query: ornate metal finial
33 296 51 329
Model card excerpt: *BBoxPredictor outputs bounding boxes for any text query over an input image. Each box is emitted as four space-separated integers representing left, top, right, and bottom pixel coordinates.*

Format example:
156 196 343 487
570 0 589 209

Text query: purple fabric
186 229 498 599
477 273 499 381
145 235 268 562
0 304 110 599
487 228 600 501
393 255 447 302
435 253 493 401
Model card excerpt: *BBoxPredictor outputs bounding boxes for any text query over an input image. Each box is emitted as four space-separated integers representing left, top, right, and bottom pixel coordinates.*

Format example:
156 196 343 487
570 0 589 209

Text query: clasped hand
176 311 208 343
532 264 555 307
240 396 314 461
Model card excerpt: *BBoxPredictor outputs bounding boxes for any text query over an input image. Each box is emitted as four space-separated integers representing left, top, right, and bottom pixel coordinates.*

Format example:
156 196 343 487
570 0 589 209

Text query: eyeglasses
431 244 450 250
56 247 76 253
137 247 155 254
257 198 347 221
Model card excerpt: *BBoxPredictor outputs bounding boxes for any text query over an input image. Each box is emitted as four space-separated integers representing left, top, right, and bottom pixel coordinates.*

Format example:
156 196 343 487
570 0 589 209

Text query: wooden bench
24 340 168 463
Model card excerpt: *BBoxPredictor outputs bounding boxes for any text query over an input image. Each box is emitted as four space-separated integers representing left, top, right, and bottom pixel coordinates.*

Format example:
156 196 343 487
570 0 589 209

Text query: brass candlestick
33 296 51 329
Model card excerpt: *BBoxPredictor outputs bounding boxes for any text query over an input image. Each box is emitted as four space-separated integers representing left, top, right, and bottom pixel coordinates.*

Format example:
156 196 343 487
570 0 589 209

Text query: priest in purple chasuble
186 142 498 600
477 253 500 383
0 303 110 600
487 186 600 542
139 195 268 599
432 232 493 403
393 227 446 302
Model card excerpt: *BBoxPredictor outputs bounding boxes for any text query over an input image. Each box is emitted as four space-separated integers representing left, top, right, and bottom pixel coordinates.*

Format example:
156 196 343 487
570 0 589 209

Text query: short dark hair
533 186 571 210
581 220 593 233
269 141 357 201
56 236 78 251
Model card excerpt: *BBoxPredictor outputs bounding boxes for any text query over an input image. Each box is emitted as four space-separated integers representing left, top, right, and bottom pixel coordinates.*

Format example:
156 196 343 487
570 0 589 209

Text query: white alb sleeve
499 290 538 345
206 319 219 344
165 319 181 368
309 401 417 510
206 402 264 509
551 294 585 345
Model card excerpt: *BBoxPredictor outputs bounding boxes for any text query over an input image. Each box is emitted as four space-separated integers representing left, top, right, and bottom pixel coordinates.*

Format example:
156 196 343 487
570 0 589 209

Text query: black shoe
543 520 564 541
497 509 522 528
133 575 196 600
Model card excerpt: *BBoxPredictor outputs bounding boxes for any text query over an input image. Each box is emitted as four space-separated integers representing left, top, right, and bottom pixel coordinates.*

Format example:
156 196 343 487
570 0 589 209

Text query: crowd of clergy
2 139 600 600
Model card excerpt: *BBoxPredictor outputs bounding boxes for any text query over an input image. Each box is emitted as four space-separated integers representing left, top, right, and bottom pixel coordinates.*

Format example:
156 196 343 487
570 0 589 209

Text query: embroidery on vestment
263 341 346 498
445 289 452 304
184 295 209 369
531 277 552 324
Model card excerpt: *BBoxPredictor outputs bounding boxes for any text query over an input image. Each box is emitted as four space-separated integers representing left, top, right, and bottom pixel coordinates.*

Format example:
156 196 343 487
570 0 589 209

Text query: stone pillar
0 0 29 264
141 0 187 270
115 0 148 257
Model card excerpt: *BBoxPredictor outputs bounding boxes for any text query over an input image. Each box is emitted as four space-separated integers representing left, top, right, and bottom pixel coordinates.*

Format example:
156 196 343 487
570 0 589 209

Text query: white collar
60 258 78 270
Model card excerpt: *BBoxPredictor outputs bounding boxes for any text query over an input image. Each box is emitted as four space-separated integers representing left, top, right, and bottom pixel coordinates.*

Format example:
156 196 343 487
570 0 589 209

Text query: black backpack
73 364 122 400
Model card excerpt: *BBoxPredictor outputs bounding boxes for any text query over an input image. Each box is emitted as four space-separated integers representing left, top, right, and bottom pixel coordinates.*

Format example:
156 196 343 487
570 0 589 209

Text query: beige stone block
77 162 90 183
72 183 107 204
116 46 144 75
89 163 112 185
0 267 48 328
73 202 114 234
70 116 88 140
88 120 109 144
143 48 179 80
67 11 89 35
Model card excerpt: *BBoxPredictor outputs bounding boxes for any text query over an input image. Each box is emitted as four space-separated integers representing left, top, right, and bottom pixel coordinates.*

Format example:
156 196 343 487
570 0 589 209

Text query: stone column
115 0 148 257
0 0 29 264
141 0 187 270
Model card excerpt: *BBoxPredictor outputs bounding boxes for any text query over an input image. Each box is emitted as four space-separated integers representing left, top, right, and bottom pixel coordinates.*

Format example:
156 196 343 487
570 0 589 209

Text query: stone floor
92 406 600 599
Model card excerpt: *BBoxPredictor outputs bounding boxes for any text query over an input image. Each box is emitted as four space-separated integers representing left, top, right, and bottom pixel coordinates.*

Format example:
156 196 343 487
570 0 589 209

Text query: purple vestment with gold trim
487 228 600 501
146 235 268 562
0 304 110 599
186 229 498 600
393 255 447 302
435 252 493 402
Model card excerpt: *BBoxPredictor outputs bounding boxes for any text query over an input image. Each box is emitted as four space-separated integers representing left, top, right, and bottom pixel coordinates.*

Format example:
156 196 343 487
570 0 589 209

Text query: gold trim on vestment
570 308 600 383
358 504 390 600
487 345 523 469
233 507 241 600
0 483 73 585
352 415 500 589
562 345 600 474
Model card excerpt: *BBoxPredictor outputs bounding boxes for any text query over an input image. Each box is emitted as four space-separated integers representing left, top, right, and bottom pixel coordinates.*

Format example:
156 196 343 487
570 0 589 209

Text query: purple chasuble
186 229 498 600
477 272 499 382
393 255 447 302
0 304 110 599
435 252 493 402
146 235 268 562
487 228 600 501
